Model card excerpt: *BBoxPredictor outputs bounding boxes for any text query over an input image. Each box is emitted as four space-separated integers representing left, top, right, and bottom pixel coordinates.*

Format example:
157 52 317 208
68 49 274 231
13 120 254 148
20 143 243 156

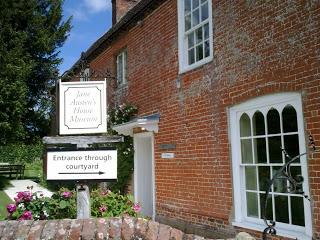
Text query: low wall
0 216 228 240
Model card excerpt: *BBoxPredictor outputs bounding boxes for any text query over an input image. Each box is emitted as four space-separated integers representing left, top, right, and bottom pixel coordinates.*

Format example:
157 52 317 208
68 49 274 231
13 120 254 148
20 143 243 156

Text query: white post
76 184 90 219
76 142 90 219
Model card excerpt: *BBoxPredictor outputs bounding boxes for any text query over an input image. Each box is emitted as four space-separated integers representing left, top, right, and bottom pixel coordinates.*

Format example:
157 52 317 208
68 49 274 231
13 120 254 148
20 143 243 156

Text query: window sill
232 221 311 240
117 83 128 89
179 55 213 74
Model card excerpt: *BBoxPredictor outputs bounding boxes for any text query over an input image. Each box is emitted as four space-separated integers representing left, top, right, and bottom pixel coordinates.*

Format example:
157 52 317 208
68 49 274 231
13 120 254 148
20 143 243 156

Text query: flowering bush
46 188 76 219
108 103 138 193
7 187 76 220
91 189 141 218
7 187 140 220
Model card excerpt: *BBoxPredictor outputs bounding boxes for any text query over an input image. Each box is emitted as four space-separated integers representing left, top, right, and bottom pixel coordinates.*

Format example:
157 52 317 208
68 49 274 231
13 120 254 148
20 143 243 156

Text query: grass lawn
0 191 12 220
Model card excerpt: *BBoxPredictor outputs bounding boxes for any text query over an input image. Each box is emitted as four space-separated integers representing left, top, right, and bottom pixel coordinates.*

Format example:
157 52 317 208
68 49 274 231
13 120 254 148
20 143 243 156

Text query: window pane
185 14 191 31
284 134 300 162
245 166 257 190
275 195 289 223
254 138 267 163
123 51 127 83
201 1 208 21
258 166 270 191
188 48 195 65
282 105 298 133
247 192 259 217
260 193 273 220
196 27 202 44
290 166 303 193
204 40 210 57
184 0 191 14
117 54 123 83
272 166 287 193
267 108 280 134
192 8 200 26
241 139 253 163
268 136 283 163
240 113 251 137
291 196 305 226
196 44 203 61
204 23 209 39
253 111 265 135
188 32 194 48
192 0 199 9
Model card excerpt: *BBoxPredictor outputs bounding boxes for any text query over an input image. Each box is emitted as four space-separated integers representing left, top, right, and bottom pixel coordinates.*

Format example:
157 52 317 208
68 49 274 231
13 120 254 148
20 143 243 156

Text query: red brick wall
89 0 320 238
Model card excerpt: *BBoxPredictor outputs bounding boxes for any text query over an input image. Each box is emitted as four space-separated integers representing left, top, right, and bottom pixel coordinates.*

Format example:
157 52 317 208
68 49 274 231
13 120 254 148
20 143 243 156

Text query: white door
134 132 155 219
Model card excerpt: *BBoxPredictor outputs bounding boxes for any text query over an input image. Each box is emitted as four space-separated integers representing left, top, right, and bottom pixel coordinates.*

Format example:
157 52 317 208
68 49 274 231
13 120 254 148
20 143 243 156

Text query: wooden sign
59 80 106 135
46 149 117 180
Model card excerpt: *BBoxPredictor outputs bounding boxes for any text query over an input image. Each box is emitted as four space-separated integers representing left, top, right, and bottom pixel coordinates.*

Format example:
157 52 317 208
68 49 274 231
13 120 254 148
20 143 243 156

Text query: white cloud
83 0 111 13
69 7 88 21
66 0 111 21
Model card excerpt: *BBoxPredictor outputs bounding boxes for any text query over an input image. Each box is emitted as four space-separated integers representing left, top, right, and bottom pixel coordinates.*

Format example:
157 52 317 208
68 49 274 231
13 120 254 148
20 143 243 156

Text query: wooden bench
0 164 25 179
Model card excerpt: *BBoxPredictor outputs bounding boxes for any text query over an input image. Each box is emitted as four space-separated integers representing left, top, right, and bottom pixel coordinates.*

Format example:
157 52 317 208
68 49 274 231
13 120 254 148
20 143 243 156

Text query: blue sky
59 0 113 75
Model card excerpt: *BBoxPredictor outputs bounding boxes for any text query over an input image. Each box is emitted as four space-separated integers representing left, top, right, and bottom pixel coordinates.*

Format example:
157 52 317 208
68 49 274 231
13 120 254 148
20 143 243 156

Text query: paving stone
0 221 7 236
14 220 33 240
193 235 205 240
2 220 19 240
96 218 110 240
169 227 184 240
145 220 159 240
68 219 83 240
55 219 72 240
81 218 97 240
109 217 122 239
134 218 149 238
121 216 136 240
28 220 47 240
41 220 59 240
157 223 171 240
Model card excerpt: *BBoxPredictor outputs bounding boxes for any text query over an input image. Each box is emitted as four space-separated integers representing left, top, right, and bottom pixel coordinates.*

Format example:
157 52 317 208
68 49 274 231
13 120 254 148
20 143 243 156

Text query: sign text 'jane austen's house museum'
64 0 320 239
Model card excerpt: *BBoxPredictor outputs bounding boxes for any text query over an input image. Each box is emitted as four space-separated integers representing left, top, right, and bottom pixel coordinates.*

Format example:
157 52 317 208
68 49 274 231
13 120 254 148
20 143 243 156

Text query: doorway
133 132 155 219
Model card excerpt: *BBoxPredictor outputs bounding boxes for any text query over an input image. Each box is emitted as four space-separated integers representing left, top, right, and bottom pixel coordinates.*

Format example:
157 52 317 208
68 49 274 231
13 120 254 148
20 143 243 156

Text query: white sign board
161 153 175 159
59 80 107 135
46 149 117 180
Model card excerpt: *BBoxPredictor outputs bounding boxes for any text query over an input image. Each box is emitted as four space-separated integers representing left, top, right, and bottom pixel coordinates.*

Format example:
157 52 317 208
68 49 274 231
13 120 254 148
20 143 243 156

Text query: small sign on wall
161 153 175 159
59 80 106 135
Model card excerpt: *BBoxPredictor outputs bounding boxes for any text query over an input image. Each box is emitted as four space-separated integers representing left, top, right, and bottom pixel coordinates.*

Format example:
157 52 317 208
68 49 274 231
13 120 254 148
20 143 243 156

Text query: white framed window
116 49 127 86
229 93 312 239
177 0 213 73
80 68 90 82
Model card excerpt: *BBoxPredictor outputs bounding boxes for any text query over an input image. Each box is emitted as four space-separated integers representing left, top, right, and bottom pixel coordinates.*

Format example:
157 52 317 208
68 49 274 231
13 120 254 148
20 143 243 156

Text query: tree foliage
107 104 138 193
0 0 71 144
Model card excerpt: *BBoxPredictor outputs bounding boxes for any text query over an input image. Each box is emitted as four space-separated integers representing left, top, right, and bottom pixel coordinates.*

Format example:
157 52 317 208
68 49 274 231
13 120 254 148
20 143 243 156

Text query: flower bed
6 186 140 220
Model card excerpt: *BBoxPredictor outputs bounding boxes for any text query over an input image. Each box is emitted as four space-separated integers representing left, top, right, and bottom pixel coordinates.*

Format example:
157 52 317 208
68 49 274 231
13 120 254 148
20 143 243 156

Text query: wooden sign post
43 79 122 219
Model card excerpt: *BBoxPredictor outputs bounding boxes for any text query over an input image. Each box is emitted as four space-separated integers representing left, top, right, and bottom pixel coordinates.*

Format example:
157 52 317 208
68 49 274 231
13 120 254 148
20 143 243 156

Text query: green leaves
0 0 71 144
107 104 138 193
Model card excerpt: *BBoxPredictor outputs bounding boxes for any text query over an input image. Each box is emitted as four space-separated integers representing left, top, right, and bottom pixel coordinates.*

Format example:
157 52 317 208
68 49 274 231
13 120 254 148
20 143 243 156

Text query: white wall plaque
59 80 106 135
46 149 117 180
161 153 175 159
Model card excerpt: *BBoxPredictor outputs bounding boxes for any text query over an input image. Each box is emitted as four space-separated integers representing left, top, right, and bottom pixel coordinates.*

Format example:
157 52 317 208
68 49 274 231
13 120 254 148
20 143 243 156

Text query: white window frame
80 68 90 82
229 93 312 239
177 0 213 74
116 49 127 86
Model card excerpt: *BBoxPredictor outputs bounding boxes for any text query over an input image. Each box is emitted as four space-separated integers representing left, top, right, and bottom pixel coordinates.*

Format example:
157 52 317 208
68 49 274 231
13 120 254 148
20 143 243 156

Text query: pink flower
100 190 111 196
99 205 108 212
14 191 32 203
6 204 16 214
62 191 72 199
133 203 141 213
19 211 32 220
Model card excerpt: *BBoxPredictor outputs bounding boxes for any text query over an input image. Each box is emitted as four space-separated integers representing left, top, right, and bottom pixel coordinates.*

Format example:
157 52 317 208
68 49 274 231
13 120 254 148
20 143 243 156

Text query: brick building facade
65 0 320 239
